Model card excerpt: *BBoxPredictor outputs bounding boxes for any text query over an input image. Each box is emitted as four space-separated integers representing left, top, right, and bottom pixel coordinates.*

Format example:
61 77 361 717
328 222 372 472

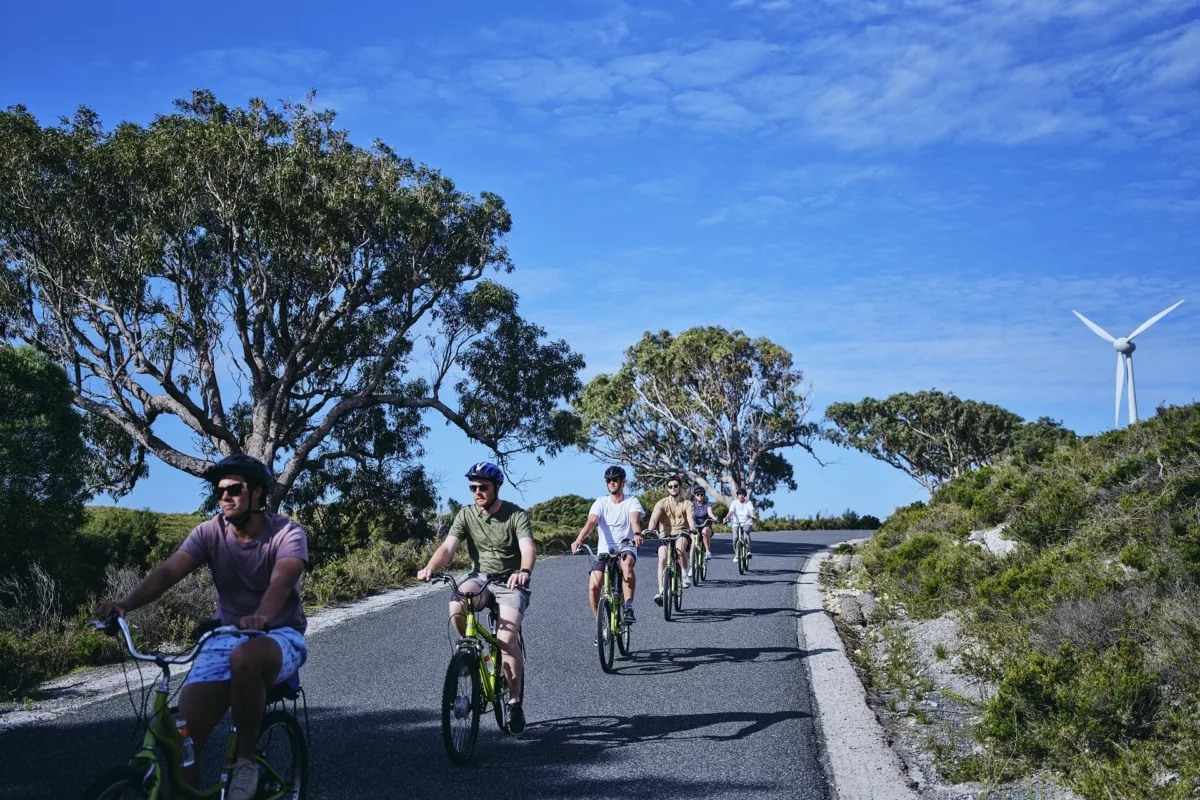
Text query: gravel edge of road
800 548 922 800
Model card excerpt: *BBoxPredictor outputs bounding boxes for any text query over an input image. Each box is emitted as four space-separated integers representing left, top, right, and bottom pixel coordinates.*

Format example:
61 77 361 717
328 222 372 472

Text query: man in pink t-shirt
96 454 308 800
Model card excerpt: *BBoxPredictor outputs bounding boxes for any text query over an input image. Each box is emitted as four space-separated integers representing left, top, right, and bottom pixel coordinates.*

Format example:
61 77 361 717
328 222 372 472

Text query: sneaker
593 636 599 646
747 553 753 560
682 575 691 589
624 606 636 623
508 702 526 735
227 757 260 800
705 551 713 563
653 593 663 606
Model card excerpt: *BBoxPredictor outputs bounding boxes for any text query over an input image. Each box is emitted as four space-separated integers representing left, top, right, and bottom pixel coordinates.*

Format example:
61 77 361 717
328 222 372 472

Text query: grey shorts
182 627 306 688
460 573 531 615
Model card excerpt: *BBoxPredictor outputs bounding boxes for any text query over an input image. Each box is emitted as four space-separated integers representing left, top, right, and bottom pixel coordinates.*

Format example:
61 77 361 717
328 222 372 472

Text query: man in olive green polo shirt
418 461 535 734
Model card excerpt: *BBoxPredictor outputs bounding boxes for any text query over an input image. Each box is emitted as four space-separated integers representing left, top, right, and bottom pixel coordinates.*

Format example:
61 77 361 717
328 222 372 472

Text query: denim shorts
182 627 307 687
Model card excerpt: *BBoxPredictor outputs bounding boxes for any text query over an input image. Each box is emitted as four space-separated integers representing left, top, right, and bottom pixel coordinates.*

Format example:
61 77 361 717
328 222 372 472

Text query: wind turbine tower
1072 300 1184 428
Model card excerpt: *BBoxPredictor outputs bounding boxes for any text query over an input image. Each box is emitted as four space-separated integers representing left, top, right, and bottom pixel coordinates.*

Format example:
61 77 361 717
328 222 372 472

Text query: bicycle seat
267 672 302 704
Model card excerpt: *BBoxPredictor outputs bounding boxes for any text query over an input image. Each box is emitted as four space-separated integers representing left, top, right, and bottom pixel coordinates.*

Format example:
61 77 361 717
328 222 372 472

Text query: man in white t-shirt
572 465 645 624
723 487 757 560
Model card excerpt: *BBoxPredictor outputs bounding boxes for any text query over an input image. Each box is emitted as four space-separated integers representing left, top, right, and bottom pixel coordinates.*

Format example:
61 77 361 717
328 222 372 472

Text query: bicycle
733 523 752 574
432 572 527 765
649 530 688 621
81 615 308 800
578 538 635 673
689 524 711 586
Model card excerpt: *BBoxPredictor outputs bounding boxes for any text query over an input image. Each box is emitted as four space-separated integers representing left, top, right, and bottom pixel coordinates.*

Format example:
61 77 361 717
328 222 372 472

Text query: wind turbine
1072 300 1184 427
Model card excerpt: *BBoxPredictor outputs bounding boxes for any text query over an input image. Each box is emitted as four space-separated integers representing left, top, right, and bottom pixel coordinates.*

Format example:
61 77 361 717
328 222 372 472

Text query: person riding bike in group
572 465 645 627
95 454 310 800
691 486 717 563
723 487 758 561
648 475 697 605
417 461 535 735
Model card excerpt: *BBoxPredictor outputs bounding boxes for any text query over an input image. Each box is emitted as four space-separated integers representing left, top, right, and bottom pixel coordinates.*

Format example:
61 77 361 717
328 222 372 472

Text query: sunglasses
215 482 245 498
667 484 680 489
468 483 493 493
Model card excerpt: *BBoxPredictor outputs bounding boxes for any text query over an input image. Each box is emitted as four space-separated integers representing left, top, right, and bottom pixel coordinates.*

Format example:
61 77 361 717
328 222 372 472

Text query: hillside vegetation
830 403 1200 799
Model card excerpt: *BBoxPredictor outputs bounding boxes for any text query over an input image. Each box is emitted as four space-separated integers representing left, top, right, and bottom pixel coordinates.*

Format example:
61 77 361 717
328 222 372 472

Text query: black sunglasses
667 483 680 489
468 483 493 493
215 482 245 498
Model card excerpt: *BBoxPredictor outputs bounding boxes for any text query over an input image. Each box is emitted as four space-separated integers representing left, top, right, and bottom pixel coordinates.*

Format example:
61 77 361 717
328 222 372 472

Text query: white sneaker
682 576 691 589
705 551 713 563
227 758 260 800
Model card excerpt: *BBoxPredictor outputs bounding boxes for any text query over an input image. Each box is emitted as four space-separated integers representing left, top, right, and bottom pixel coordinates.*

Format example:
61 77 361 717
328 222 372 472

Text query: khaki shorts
459 573 531 615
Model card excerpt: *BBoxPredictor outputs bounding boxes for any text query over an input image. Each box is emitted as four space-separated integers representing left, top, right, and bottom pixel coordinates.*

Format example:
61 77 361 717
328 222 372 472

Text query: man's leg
178 680 231 786
229 636 283 761
655 545 668 604
587 570 602 617
620 554 637 601
676 537 690 581
496 605 525 703
702 526 713 558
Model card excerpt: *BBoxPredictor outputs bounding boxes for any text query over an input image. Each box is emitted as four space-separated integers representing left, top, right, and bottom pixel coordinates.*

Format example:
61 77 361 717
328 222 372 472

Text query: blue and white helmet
465 461 505 486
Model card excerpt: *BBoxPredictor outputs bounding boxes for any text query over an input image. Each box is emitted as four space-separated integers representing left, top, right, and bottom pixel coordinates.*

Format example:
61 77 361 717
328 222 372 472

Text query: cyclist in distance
572 465 645 626
723 487 758 561
691 486 717 563
95 454 309 800
417 461 535 734
648 475 697 606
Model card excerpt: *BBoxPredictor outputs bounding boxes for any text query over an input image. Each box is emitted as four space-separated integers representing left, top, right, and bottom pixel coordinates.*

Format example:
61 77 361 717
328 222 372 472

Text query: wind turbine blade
1127 299 1184 340
1073 310 1116 342
1126 354 1138 423
1115 353 1125 428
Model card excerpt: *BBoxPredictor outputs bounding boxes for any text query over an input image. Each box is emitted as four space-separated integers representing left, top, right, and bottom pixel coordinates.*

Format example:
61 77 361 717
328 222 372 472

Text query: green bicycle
82 615 307 800
433 572 526 765
689 525 710 586
579 538 634 673
650 530 687 621
733 524 751 575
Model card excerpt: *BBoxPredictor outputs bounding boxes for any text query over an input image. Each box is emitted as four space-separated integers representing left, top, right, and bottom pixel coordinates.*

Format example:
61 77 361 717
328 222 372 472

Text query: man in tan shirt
647 475 697 606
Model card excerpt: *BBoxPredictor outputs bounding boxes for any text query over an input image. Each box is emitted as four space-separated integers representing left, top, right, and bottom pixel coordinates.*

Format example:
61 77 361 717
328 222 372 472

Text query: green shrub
1007 479 1089 549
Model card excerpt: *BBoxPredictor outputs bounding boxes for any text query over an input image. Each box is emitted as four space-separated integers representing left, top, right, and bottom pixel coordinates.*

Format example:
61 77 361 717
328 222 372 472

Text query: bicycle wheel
673 566 683 612
736 535 746 575
491 648 511 731
80 765 155 799
441 649 482 765
597 597 616 673
662 565 673 622
256 709 307 799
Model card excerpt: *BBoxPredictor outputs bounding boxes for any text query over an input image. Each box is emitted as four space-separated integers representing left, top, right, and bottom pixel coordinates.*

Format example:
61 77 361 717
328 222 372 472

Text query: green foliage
824 390 1025 494
853 402 1200 796
575 325 819 508
0 346 89 599
527 494 594 530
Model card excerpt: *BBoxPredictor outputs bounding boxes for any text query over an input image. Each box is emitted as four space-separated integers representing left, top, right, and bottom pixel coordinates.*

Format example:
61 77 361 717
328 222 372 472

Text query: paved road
0 530 851 799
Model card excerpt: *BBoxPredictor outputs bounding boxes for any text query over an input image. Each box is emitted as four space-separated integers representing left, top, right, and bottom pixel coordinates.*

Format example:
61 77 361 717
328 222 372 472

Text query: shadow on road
606 645 831 676
667 606 824 624
525 708 808 750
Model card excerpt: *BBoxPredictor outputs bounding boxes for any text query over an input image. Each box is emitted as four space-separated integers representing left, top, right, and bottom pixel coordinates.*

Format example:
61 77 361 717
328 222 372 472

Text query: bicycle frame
437 574 512 707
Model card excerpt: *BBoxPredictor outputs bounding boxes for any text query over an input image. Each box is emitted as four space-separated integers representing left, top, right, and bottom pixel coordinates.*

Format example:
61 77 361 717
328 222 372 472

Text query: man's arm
96 550 197 618
509 536 536 589
572 514 599 553
241 556 305 630
685 503 697 529
647 500 664 531
417 535 461 581
630 511 644 547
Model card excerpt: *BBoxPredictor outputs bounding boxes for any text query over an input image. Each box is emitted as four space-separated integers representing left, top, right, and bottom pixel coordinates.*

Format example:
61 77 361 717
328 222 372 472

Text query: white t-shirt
727 499 756 527
588 495 645 553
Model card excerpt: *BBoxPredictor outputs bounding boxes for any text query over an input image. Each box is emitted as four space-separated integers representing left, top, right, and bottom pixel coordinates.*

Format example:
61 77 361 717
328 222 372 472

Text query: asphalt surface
0 530 855 799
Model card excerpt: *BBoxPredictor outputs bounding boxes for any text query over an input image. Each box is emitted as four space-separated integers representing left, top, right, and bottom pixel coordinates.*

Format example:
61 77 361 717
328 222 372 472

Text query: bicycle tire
662 564 673 622
673 567 683 612
257 709 308 800
597 598 616 673
491 647 511 731
441 649 482 765
613 567 631 656
736 533 746 575
79 764 155 799
690 546 701 586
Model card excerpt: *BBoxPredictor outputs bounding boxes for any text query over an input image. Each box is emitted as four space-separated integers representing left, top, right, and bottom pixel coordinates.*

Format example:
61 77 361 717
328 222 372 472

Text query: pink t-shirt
179 512 309 633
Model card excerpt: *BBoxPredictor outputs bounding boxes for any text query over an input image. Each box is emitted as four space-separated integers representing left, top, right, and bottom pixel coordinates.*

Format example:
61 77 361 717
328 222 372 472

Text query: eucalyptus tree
824 390 1023 494
575 326 820 506
0 92 584 510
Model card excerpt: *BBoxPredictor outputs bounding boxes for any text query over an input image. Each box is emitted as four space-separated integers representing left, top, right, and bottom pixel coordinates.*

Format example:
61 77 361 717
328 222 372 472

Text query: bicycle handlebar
91 614 266 665
577 537 636 564
431 571 525 598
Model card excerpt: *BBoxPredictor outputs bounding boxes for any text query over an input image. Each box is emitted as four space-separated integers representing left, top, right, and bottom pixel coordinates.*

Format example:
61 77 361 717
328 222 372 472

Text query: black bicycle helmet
202 453 273 489
604 465 626 482
465 461 505 486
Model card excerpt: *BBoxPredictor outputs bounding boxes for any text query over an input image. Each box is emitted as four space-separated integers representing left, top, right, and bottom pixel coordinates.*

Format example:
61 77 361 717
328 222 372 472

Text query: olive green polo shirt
447 499 533 575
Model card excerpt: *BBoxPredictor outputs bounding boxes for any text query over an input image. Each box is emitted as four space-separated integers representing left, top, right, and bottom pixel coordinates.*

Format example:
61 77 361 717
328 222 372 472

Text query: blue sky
4 0 1199 520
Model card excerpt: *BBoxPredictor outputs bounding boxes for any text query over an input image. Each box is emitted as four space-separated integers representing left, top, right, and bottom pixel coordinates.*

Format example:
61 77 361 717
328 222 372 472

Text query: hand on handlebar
95 601 127 620
417 566 434 582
